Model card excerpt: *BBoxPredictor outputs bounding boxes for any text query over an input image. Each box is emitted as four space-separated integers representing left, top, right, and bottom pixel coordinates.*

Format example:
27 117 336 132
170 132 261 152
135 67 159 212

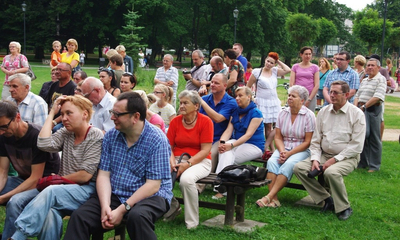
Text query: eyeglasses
75 88 82 93
0 118 14 131
123 72 133 76
329 91 344 95
335 58 346 61
109 110 136 118
82 89 95 98
55 68 69 72
153 91 163 94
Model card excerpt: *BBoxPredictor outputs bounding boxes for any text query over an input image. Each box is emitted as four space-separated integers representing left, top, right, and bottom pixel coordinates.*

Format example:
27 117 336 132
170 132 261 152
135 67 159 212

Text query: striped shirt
8 92 48 126
99 121 173 204
355 72 386 103
324 65 359 103
276 106 316 150
37 127 103 181
154 66 179 94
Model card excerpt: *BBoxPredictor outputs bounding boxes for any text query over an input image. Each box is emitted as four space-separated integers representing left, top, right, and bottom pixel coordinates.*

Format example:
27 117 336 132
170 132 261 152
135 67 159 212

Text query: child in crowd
50 41 62 67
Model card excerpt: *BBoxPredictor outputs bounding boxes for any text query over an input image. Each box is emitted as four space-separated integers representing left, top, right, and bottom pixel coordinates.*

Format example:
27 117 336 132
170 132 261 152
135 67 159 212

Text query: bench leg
115 225 126 240
236 193 245 222
224 186 236 225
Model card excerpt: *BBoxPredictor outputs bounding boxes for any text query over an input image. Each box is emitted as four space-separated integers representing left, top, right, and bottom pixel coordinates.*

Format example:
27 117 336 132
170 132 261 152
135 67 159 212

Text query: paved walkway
383 129 400 141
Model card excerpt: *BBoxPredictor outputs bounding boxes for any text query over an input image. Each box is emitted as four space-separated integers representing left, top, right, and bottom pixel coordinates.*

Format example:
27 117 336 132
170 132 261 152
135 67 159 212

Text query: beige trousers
293 153 359 213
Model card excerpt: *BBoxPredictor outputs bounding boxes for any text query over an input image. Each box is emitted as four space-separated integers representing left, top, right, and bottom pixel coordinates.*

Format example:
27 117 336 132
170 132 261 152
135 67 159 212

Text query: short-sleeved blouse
292 63 319 94
149 102 176 126
1 54 29 84
61 52 80 66
276 105 316 150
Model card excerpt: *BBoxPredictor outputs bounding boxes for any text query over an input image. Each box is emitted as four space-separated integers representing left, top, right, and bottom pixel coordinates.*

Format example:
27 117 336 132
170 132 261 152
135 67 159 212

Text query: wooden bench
176 173 271 226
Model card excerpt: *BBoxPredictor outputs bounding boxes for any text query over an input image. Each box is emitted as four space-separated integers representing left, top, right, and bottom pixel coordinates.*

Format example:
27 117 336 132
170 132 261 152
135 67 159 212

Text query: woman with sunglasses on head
98 68 120 97
120 72 137 93
149 84 176 129
247 52 291 155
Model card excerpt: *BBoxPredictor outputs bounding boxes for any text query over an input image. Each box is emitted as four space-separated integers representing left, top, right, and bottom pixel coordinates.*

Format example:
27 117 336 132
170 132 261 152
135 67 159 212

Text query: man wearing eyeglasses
0 100 60 239
354 58 386 172
65 92 172 240
322 51 359 105
81 77 116 133
7 73 48 126
294 81 366 221
44 63 76 130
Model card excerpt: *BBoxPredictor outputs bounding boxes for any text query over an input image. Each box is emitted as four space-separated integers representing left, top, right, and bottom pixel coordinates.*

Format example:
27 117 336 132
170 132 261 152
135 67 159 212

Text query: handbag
36 175 77 192
18 54 36 80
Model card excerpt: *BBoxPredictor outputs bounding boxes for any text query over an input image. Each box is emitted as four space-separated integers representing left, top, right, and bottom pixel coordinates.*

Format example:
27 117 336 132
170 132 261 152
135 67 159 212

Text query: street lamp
21 1 26 55
380 0 388 62
233 7 239 43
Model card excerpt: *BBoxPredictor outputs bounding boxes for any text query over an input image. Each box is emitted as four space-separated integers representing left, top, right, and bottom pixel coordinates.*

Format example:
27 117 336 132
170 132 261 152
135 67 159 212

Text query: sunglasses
98 67 114 75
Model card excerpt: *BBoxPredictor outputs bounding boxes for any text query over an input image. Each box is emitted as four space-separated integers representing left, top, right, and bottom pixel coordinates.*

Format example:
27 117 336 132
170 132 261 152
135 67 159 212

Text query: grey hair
235 86 254 101
8 73 31 90
164 54 174 62
368 58 381 67
192 50 204 58
288 85 309 101
178 90 201 106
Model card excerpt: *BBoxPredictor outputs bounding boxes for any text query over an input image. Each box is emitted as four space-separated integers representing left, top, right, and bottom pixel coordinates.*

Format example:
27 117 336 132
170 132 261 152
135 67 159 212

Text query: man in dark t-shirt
0 100 60 239
44 63 76 130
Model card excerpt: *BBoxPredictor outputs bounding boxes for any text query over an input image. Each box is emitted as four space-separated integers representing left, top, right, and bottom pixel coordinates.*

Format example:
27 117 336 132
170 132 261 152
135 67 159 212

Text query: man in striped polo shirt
354 58 387 172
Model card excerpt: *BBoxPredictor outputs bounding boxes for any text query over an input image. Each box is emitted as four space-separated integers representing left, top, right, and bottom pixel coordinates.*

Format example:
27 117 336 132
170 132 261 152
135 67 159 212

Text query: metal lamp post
22 1 26 55
380 0 388 62
233 8 239 43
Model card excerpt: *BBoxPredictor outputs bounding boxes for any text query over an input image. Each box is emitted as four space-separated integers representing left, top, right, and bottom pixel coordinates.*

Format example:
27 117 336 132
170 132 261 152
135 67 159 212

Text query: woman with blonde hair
317 57 331 107
354 55 366 81
149 84 176 129
61 38 79 69
0 41 29 99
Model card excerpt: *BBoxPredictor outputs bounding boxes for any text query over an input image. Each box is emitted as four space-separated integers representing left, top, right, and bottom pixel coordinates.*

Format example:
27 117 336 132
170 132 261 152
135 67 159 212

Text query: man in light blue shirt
7 74 48 126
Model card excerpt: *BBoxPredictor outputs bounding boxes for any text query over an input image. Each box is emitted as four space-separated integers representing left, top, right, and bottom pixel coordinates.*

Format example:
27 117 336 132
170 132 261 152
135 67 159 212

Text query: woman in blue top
317 58 331 107
213 87 265 199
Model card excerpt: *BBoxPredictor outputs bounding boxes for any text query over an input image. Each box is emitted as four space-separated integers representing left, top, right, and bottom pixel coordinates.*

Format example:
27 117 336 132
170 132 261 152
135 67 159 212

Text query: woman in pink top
289 46 319 112
134 90 166 133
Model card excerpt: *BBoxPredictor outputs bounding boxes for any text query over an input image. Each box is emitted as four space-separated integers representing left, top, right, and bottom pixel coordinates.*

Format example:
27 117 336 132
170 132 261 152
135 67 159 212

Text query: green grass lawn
0 64 399 239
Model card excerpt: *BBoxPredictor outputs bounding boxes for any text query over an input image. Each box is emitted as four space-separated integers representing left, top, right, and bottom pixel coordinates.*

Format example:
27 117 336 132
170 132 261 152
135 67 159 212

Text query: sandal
267 199 281 208
256 196 270 208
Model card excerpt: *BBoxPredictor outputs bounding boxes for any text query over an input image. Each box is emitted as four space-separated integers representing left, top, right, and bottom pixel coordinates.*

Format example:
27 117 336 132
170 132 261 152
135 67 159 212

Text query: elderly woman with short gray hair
256 85 316 208
1 41 29 99
166 90 213 229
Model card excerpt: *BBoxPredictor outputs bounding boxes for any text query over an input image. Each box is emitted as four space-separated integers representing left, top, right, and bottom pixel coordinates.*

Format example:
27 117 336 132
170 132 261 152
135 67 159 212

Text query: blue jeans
0 176 24 196
2 189 39 240
11 182 96 240
267 149 310 181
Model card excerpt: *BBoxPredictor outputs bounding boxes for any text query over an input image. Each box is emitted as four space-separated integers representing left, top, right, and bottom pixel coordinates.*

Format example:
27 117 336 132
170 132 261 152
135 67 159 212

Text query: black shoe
320 197 334 213
337 207 353 221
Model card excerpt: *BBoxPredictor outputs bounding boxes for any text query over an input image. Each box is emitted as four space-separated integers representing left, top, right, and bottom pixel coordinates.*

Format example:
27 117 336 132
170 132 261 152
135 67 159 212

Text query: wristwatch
123 202 131 211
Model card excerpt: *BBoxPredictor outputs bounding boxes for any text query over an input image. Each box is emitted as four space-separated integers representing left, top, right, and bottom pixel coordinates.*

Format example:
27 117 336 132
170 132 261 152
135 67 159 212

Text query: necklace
184 113 198 125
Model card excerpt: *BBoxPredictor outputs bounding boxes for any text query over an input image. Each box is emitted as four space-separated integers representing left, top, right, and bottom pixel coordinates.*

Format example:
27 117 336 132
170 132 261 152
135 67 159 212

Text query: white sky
335 0 375 11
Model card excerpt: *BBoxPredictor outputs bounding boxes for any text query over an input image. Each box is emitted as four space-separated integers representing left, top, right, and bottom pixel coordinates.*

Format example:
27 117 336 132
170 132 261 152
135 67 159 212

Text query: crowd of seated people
0 42 383 239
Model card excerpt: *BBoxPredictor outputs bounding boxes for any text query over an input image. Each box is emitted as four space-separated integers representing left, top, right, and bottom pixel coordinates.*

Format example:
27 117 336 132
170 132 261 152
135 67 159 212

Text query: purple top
292 63 319 94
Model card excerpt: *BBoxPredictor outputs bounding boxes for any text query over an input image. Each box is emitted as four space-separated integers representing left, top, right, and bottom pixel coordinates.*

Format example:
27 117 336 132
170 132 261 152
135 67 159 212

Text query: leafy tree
315 17 337 56
286 13 319 49
353 8 394 55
